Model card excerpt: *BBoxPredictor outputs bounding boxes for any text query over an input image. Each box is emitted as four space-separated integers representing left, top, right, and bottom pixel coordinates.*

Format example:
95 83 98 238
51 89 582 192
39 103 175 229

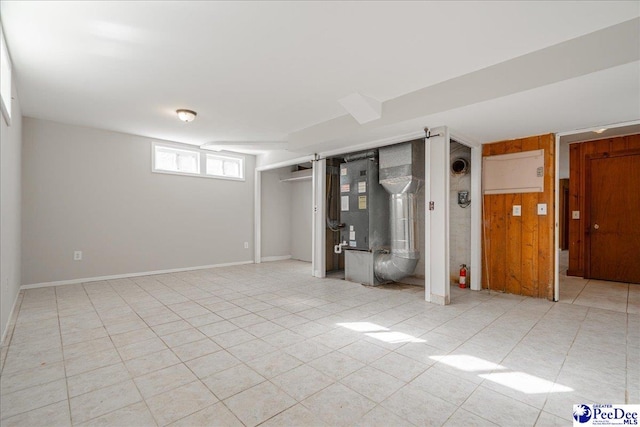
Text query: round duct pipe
451 157 469 175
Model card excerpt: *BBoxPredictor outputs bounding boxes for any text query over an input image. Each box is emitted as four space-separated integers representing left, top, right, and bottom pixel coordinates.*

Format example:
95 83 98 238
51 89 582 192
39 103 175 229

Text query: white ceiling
1 1 639 154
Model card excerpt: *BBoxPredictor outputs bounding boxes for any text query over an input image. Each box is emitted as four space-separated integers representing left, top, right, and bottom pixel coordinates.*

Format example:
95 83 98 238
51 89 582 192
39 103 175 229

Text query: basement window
152 143 245 181
206 154 244 180
153 145 200 175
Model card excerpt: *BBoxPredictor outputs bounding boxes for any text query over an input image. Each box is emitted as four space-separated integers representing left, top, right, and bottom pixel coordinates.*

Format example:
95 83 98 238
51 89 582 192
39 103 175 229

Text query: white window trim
205 153 245 181
151 142 246 181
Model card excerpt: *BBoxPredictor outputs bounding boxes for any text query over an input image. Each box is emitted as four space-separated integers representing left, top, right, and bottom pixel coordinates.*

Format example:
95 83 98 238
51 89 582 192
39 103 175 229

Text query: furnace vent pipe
374 141 424 283
343 150 377 162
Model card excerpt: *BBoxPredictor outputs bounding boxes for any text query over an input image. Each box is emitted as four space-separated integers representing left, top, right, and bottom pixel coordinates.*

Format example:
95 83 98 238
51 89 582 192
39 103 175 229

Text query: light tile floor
0 260 638 426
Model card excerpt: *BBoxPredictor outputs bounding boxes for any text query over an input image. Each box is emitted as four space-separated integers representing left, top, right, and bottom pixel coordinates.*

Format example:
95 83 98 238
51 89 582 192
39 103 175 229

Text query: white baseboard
1 292 21 346
20 260 255 290
261 255 292 262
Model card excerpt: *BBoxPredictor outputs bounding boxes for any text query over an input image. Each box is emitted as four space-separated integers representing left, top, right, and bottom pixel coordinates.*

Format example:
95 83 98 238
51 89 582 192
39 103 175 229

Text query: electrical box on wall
482 149 544 194
457 191 470 205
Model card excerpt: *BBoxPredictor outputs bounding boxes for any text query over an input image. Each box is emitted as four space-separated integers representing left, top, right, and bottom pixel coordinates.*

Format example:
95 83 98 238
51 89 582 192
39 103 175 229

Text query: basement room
1 2 638 426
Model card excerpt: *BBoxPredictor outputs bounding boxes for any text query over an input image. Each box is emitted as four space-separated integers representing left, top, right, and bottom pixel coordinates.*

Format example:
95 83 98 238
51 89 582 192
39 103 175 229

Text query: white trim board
20 260 254 290
1 292 21 346
261 255 292 262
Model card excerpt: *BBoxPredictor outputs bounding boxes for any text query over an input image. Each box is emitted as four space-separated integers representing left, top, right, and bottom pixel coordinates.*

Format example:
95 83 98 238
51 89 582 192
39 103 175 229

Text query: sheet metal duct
374 140 424 282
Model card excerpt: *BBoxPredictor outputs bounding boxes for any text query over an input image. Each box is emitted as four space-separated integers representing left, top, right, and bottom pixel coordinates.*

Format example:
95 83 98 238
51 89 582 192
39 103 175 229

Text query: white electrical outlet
243 242 249 249
73 251 82 261
537 203 547 215
512 205 521 217
572 210 580 220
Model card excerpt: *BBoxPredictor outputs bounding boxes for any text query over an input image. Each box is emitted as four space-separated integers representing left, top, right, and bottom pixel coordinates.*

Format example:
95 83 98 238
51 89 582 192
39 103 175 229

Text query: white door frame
311 158 326 278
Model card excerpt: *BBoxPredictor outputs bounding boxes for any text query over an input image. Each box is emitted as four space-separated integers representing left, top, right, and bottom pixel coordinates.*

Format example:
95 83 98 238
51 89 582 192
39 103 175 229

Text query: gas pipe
459 264 467 288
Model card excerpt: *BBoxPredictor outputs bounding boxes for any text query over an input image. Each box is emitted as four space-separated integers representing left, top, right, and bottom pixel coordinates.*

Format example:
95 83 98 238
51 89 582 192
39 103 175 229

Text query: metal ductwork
374 141 424 282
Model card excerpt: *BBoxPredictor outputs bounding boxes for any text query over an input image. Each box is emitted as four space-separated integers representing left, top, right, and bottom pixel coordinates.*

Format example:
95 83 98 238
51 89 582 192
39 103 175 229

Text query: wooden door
585 149 640 283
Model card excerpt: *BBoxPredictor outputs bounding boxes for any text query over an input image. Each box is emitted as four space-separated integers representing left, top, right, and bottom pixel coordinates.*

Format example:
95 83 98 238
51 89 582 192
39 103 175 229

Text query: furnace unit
336 140 424 286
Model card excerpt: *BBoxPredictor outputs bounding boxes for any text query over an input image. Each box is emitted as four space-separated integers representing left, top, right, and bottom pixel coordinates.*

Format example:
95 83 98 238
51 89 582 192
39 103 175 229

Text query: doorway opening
259 163 313 264
449 140 472 288
556 122 640 308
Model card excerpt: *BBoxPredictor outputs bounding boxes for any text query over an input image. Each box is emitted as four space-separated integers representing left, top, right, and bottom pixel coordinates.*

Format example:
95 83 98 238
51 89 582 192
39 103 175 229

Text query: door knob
593 224 599 230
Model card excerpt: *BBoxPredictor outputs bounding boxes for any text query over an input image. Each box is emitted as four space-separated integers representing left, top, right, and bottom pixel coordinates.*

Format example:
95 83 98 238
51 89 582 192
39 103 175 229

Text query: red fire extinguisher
459 264 467 288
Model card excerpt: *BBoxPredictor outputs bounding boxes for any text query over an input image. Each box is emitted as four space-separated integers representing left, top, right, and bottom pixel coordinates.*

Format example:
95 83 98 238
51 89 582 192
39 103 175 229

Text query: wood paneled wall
567 134 640 276
482 134 555 299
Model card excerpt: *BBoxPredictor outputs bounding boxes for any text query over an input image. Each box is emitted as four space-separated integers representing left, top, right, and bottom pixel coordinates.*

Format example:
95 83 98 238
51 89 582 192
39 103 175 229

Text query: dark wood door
585 149 640 283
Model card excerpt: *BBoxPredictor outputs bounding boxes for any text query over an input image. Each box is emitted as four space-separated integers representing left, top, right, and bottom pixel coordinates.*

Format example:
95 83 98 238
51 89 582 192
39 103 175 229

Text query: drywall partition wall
22 118 255 285
559 140 570 179
567 134 640 277
0 77 22 343
260 168 291 260
449 141 471 284
290 179 312 262
482 133 555 299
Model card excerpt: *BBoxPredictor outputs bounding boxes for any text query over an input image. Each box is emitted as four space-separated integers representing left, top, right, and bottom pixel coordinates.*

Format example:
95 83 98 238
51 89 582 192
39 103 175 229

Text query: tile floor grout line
55 285 74 427
76 280 158 427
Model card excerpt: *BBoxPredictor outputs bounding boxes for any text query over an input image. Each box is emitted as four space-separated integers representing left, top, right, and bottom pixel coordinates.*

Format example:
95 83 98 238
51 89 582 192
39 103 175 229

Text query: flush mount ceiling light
593 128 608 134
176 109 197 122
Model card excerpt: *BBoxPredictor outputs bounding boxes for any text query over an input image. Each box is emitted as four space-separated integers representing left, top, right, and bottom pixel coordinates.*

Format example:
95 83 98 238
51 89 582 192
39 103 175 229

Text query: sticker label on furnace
358 196 367 209
341 196 349 211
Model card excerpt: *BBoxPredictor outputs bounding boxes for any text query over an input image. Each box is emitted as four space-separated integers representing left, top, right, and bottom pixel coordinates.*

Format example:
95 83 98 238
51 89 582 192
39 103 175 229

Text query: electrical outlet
73 251 82 261
537 203 547 215
512 205 521 217
572 210 580 219
243 242 249 249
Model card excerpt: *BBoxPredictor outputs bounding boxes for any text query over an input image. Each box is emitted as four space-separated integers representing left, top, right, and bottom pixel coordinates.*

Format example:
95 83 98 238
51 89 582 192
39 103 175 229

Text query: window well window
206 154 244 179
152 143 245 181
153 145 200 175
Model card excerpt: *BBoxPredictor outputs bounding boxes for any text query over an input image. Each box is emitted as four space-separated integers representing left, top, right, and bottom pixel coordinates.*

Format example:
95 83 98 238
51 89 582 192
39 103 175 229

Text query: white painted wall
449 142 472 284
260 169 291 259
0 74 22 342
290 180 312 262
559 140 570 179
22 118 255 285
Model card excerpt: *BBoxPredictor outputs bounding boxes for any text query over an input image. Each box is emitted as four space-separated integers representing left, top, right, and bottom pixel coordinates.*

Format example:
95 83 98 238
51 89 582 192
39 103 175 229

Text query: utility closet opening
324 139 425 290
449 140 472 288
260 163 313 264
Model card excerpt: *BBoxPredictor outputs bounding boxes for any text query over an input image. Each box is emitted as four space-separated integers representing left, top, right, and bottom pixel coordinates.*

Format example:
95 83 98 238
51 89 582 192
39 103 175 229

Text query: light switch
572 210 580 220
513 205 521 217
537 203 547 215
